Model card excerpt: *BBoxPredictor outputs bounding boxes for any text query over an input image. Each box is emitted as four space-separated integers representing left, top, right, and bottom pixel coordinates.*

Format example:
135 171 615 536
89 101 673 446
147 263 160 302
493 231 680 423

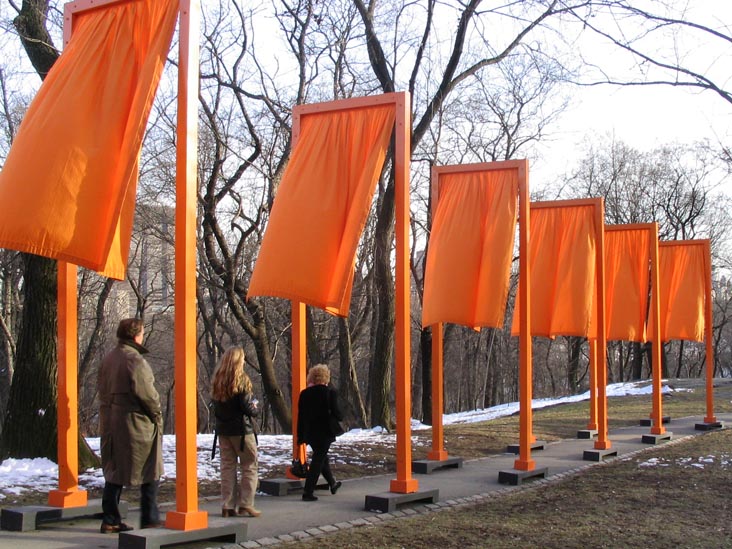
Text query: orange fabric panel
0 2 178 279
652 243 707 342
605 229 650 342
422 169 518 328
511 204 597 338
247 104 395 315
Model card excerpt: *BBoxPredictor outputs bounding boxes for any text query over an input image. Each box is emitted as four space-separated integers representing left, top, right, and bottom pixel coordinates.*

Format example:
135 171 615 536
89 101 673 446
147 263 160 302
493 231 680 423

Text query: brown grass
279 379 732 548
287 427 732 548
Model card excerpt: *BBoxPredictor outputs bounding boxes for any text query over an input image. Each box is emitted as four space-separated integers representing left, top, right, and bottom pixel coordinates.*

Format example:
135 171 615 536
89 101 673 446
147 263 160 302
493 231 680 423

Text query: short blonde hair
307 364 330 385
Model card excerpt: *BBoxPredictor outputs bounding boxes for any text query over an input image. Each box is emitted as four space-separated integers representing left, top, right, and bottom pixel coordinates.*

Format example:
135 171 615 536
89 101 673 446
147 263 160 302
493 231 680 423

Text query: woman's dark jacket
213 392 259 436
297 384 343 446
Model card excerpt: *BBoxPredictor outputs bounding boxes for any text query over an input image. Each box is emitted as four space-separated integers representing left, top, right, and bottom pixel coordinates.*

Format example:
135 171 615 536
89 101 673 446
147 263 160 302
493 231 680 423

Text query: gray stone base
641 432 673 444
412 457 464 474
506 441 546 454
0 499 127 532
576 429 598 439
364 489 439 513
639 416 670 426
497 466 549 486
258 478 305 496
695 421 724 431
583 448 618 462
119 520 246 549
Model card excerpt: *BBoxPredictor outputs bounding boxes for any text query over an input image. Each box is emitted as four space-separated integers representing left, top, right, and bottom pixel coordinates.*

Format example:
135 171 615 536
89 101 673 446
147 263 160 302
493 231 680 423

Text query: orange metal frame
429 160 533 470
659 240 716 423
530 198 609 450
53 0 206 531
287 92 416 493
606 223 664 435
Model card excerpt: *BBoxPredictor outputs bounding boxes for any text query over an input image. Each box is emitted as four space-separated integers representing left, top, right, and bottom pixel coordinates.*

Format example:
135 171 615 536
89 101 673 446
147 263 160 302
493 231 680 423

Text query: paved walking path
0 413 727 549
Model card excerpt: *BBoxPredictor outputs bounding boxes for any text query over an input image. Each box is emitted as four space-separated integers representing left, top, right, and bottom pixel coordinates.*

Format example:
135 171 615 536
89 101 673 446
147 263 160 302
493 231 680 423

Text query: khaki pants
219 433 258 510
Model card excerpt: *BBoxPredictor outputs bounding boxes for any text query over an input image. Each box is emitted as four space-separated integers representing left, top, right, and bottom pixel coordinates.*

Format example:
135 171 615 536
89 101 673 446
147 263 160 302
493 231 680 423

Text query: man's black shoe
302 493 318 501
330 481 342 495
100 522 134 534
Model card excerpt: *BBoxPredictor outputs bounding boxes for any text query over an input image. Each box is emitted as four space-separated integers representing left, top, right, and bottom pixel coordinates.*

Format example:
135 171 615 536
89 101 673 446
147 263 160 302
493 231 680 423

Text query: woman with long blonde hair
211 346 261 517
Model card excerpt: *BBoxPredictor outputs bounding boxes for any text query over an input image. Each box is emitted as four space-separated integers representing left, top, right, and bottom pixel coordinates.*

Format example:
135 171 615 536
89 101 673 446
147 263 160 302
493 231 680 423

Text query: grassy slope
282 381 732 548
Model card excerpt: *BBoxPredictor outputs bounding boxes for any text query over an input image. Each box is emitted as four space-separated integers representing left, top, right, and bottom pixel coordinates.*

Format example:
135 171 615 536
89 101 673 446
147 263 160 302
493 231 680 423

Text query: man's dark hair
116 318 144 341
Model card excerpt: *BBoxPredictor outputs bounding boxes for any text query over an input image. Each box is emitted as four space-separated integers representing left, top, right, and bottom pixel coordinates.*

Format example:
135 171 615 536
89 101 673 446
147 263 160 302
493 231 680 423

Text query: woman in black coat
297 364 343 501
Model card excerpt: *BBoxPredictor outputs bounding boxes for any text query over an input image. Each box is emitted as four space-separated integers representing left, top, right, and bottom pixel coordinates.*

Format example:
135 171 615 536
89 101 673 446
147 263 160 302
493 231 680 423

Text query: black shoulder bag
327 391 346 437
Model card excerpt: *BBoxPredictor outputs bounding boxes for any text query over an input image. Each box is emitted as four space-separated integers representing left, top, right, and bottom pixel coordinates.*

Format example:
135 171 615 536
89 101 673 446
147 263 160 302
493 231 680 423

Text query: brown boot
237 506 262 517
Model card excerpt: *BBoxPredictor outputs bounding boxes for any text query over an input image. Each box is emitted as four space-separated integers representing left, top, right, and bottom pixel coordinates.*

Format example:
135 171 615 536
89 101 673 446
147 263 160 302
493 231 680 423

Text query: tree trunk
660 342 669 378
419 326 432 425
247 302 292 432
306 307 325 366
630 341 643 380
368 180 396 428
674 341 685 378
0 255 57 459
567 336 582 394
337 317 367 428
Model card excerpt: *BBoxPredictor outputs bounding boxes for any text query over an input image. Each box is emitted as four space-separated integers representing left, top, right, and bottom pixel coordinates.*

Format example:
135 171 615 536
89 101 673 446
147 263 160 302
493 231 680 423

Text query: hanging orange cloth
247 104 395 315
511 203 598 338
604 227 650 342
422 169 518 328
0 2 179 280
651 242 707 342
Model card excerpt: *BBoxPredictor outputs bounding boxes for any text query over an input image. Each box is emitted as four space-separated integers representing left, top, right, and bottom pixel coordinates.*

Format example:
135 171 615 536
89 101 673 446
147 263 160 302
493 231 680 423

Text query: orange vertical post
48 261 87 508
47 4 89 510
514 160 535 471
289 302 308 476
648 224 666 435
390 92 418 494
428 322 447 460
702 240 717 424
427 168 446 461
166 0 206 531
286 107 308 476
593 200 611 450
587 339 598 430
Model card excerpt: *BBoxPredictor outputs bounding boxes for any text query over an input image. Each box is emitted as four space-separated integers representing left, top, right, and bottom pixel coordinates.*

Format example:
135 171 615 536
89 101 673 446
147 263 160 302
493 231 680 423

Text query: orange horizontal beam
530 197 602 209
432 159 526 176
294 92 405 116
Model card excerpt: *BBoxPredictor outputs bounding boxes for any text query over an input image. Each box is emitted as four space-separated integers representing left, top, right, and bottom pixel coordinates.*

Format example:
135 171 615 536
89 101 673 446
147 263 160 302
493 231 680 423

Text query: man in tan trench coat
97 318 164 533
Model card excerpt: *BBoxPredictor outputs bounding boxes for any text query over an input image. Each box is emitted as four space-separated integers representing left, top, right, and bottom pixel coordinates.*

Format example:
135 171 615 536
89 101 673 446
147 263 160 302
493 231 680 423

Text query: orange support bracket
165 0 207 531
287 301 308 478
427 322 447 461
48 261 87 508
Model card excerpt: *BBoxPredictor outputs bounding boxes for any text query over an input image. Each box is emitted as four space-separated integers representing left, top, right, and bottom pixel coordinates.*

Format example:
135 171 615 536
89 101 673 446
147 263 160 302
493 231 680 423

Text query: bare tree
561 1 732 106
353 0 575 426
